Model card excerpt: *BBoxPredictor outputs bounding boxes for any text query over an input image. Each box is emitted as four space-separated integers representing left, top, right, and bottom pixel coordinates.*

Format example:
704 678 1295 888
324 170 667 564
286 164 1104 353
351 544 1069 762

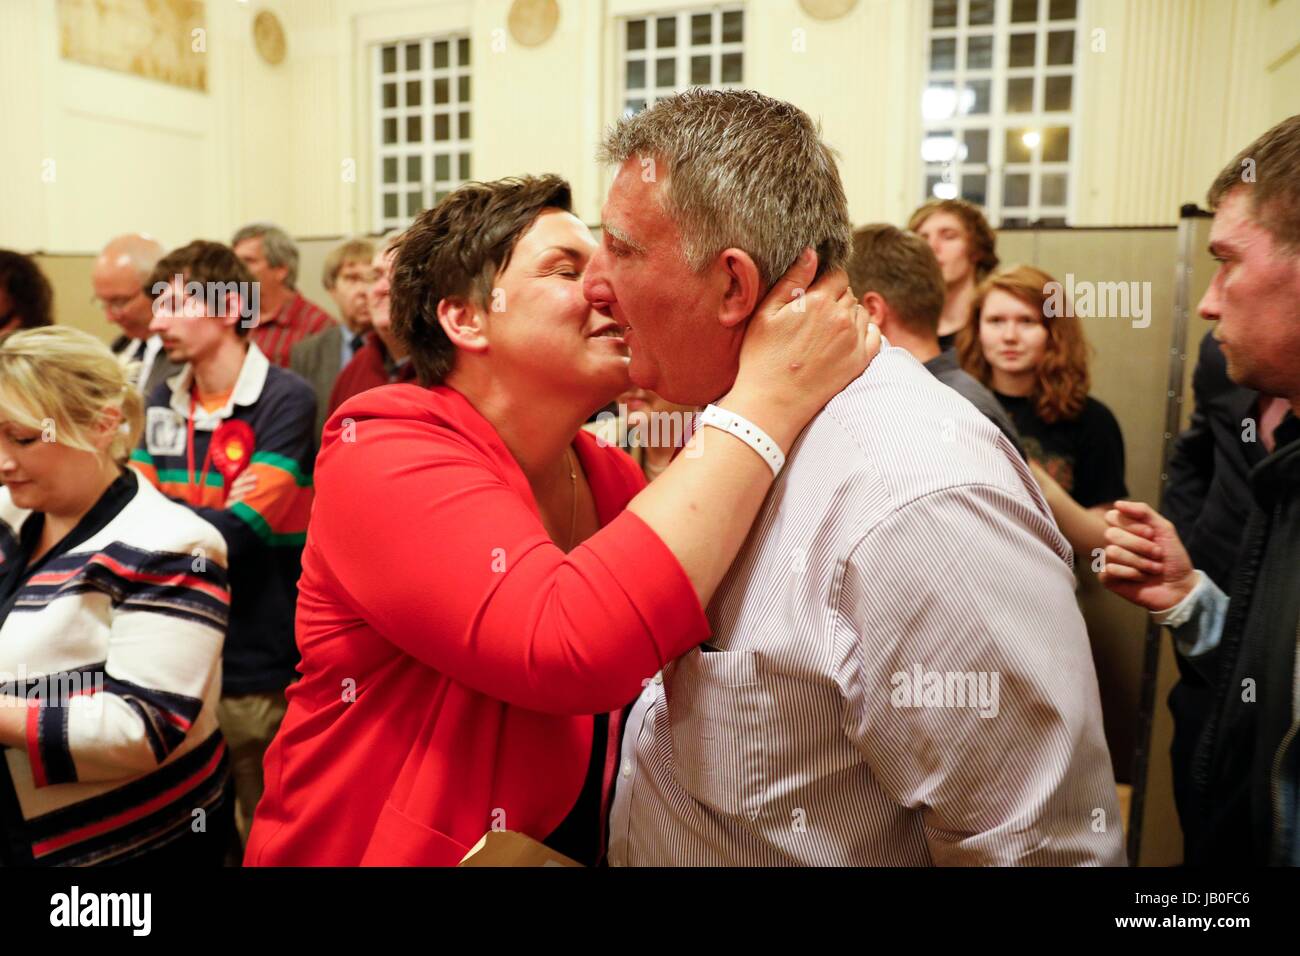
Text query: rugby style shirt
130 342 316 694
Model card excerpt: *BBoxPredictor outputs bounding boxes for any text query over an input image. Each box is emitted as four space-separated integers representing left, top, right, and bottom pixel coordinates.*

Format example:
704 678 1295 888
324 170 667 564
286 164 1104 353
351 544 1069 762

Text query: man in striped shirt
586 90 1124 866
233 222 334 367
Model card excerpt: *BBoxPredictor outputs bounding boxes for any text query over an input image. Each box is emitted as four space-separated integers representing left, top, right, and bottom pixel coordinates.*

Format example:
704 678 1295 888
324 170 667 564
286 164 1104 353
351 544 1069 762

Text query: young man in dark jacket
1101 113 1300 865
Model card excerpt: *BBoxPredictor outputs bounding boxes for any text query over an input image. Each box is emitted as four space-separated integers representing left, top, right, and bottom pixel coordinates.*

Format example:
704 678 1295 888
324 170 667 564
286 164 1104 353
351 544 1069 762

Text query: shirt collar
923 348 958 374
167 342 271 429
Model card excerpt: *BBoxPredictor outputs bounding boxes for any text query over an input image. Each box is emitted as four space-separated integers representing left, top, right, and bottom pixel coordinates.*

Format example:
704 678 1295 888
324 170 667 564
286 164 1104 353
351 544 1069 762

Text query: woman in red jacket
246 175 876 866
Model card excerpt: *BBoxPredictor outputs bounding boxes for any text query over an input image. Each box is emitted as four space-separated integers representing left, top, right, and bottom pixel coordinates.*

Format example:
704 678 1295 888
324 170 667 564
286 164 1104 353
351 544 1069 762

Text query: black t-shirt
994 392 1128 508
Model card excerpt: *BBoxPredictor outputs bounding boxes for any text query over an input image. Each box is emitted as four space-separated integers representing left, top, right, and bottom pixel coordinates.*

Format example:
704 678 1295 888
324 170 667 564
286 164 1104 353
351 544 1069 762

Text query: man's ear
436 297 489 354
860 290 890 326
220 291 245 332
715 248 763 330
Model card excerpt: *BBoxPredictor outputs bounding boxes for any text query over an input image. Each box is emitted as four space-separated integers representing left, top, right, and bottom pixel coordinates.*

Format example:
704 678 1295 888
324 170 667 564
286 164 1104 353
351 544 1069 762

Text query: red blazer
245 384 709 866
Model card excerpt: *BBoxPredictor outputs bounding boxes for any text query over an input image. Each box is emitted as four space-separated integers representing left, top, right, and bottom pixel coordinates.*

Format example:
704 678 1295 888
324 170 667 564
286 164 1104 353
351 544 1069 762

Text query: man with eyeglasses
91 233 181 396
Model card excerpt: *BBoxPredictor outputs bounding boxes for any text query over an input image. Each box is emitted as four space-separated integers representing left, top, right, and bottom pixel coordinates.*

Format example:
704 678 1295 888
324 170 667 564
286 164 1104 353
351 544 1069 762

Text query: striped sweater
0 472 231 865
130 342 315 694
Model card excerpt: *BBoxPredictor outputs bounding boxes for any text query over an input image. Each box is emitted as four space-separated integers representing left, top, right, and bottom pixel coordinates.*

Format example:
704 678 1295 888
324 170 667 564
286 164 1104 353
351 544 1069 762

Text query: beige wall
278 0 1300 233
1073 0 1272 225
4 0 1296 257
0 0 295 255
1263 0 1300 126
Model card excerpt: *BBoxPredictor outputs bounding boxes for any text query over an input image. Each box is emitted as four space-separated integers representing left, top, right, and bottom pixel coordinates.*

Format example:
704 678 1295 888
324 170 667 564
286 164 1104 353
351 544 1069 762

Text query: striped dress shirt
608 346 1125 867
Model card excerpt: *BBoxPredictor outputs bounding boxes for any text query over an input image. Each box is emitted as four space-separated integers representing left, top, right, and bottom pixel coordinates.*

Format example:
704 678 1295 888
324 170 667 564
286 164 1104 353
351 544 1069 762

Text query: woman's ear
93 406 123 453
715 248 763 330
436 297 489 354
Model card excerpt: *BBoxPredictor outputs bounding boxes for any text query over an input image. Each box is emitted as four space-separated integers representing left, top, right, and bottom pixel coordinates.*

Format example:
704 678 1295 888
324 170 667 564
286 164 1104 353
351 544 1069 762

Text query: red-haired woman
957 264 1127 555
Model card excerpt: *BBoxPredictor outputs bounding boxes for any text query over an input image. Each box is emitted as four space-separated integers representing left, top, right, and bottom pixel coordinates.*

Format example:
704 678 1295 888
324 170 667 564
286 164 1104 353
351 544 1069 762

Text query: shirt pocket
666 647 767 822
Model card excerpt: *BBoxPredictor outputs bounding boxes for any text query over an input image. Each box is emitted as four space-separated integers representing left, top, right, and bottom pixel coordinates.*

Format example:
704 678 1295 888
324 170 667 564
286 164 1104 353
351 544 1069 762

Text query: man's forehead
920 212 962 233
1210 190 1262 248
603 163 670 242
93 263 137 287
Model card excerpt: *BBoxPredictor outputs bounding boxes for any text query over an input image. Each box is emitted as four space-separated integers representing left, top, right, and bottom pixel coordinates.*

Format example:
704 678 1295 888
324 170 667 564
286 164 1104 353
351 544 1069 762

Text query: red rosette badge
211 420 255 485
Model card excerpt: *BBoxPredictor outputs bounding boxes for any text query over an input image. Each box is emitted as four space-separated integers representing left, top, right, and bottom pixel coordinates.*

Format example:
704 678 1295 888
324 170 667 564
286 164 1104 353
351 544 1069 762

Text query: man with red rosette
130 240 316 849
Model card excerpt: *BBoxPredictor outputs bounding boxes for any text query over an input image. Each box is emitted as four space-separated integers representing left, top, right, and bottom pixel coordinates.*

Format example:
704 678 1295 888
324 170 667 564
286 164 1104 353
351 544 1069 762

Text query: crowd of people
0 91 1296 867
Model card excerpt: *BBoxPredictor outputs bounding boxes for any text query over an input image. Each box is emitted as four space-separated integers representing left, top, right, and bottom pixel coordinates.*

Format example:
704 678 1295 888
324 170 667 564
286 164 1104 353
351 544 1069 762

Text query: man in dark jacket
1101 113 1300 864
1160 331 1289 827
92 234 183 396
290 238 375 438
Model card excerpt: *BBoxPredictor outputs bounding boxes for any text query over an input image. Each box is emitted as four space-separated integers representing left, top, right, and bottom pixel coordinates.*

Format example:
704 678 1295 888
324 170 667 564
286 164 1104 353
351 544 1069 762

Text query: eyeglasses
91 289 144 314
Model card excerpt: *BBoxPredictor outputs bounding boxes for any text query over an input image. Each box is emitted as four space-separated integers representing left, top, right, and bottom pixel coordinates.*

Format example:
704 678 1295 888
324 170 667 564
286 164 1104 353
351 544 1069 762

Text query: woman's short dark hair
0 249 54 329
390 174 573 386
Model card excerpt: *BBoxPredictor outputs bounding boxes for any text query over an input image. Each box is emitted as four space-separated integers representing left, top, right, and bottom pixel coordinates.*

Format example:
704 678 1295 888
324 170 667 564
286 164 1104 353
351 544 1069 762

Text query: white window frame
372 33 472 232
617 5 746 120
921 0 1081 226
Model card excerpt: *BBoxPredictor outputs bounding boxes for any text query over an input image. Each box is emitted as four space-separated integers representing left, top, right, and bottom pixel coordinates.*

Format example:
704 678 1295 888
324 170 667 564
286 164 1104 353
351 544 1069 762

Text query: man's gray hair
231 221 300 288
598 88 851 287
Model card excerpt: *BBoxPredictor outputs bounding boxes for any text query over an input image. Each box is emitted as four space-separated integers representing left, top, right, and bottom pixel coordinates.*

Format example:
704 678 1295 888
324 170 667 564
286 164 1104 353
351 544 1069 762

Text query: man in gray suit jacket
92 234 183 397
291 238 376 438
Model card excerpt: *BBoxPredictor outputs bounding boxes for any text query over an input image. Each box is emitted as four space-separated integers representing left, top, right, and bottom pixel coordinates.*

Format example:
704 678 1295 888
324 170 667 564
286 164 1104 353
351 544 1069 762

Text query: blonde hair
0 327 143 465
321 237 376 289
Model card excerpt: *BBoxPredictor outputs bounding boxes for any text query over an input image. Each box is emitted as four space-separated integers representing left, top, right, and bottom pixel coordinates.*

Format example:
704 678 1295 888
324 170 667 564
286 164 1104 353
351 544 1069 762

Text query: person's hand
226 469 257 506
1098 500 1199 612
1028 458 1063 502
720 248 880 452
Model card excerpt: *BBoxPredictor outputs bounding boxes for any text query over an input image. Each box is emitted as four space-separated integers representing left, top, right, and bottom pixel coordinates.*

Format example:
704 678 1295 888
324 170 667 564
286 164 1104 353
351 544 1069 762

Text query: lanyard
187 388 219 507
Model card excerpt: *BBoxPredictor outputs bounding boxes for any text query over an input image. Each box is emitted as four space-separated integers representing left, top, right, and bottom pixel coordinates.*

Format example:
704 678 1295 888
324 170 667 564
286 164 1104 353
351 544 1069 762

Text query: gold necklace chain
565 446 578 551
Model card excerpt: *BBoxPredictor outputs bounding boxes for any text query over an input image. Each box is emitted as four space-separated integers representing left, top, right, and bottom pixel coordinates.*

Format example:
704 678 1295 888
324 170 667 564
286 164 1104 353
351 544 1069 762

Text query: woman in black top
957 264 1127 555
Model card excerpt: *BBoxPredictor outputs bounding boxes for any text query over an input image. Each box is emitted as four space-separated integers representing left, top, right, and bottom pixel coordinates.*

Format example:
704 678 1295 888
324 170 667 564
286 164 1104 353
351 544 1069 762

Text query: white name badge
145 406 187 457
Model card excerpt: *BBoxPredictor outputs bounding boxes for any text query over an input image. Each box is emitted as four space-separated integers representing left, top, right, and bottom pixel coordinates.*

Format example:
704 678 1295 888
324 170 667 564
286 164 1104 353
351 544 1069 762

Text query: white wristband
698 404 786 478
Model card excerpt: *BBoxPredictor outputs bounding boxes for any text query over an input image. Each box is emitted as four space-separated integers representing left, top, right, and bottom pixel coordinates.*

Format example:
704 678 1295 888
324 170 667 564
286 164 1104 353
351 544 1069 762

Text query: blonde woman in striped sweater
0 327 234 865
